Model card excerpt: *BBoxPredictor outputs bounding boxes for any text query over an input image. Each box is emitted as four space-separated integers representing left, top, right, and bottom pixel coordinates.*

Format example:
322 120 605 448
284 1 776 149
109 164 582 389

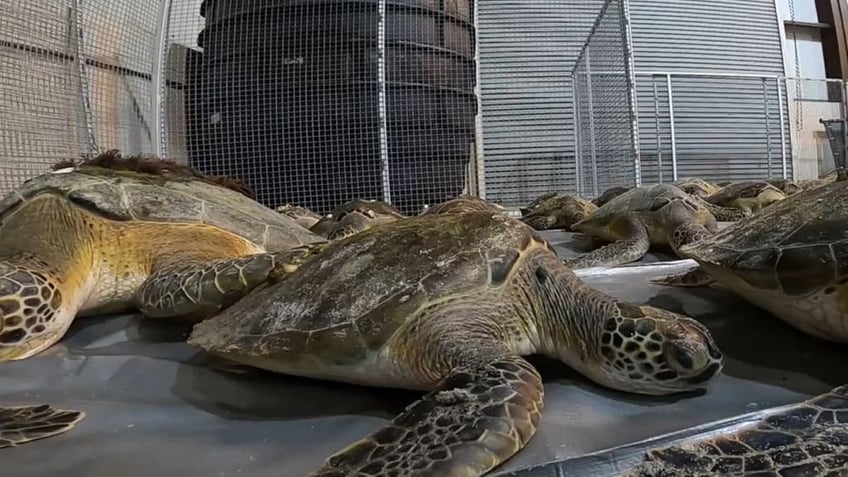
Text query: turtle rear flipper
562 217 650 269
0 404 84 449
136 246 321 320
308 352 543 477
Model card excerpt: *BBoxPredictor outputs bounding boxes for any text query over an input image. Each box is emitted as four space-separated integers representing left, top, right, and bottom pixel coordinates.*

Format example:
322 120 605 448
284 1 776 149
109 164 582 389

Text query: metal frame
621 0 641 187
70 0 98 155
151 0 173 158
762 77 773 177
377 0 392 204
472 0 486 199
665 74 678 181
572 77 583 196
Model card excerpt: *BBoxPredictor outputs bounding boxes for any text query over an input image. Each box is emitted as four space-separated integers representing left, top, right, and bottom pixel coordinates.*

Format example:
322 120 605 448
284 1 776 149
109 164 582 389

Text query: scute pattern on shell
680 179 848 276
0 164 324 251
188 212 549 360
623 384 848 477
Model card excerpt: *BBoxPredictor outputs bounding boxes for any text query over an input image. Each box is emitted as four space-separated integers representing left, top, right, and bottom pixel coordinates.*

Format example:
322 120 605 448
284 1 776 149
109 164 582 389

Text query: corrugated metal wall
629 0 792 183
477 1 604 206
478 0 790 203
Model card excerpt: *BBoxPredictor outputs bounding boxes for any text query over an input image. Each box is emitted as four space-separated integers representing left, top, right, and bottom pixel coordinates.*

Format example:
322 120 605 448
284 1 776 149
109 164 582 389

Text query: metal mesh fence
571 0 639 198
160 0 479 215
3 0 844 212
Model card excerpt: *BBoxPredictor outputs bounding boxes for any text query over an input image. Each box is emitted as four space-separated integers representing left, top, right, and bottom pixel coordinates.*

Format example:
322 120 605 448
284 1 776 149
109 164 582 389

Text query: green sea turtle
592 185 633 207
187 211 723 477
520 191 560 216
703 180 787 216
764 178 804 196
310 198 405 240
797 167 848 191
276 203 323 229
672 177 722 198
624 384 848 476
0 150 325 448
651 179 848 343
520 193 598 231
563 184 718 269
420 195 505 216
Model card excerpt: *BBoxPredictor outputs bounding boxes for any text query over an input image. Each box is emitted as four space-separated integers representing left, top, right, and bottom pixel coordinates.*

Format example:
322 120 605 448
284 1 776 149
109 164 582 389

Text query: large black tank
188 0 478 214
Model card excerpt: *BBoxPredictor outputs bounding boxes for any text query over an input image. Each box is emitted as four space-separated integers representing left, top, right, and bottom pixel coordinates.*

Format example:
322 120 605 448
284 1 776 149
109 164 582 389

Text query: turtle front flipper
651 266 715 287
308 353 544 477
136 246 321 320
0 404 84 448
562 217 650 269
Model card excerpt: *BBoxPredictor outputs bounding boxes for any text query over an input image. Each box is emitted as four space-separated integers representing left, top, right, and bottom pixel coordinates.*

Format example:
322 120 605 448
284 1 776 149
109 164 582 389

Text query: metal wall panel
477 0 604 206
628 0 793 183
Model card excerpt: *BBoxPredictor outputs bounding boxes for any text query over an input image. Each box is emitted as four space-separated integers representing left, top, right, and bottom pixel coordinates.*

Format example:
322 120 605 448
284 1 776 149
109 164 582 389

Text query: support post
652 75 663 182
762 77 773 178
621 0 641 187
377 0 392 203
777 77 789 179
666 73 678 181
586 50 599 197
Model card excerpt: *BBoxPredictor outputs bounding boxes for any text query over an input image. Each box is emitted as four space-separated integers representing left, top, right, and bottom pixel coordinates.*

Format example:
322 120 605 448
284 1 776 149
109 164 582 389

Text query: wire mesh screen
0 0 160 195
571 0 639 198
161 0 478 215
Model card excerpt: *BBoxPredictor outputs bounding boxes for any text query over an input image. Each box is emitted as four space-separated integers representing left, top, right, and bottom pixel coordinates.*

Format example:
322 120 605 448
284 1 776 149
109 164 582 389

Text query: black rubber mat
1 229 846 476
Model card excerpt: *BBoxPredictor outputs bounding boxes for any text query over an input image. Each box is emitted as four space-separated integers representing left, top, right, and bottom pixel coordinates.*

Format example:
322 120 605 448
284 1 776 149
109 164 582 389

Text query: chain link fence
0 0 845 213
571 0 640 198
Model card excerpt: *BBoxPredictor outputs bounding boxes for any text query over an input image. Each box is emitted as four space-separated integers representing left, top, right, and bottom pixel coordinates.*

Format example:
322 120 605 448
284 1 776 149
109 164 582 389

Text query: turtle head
654 193 717 234
584 301 723 396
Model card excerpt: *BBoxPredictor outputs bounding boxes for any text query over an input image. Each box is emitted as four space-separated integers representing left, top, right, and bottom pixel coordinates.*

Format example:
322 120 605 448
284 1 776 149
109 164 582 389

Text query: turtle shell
0 165 324 251
704 181 781 206
680 180 848 295
187 211 549 367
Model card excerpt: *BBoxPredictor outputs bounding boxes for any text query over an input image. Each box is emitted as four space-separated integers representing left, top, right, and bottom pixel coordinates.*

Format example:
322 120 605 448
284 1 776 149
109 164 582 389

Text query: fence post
472 0 486 199
666 73 677 181
586 50 599 197
151 0 173 158
376 0 392 204
652 75 662 183
572 78 583 196
777 77 788 179
762 78 773 178
70 0 98 155
620 0 641 187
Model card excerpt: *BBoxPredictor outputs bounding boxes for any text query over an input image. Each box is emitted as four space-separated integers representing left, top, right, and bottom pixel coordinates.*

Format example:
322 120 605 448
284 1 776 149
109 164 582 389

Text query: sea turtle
310 198 405 240
764 178 804 196
672 177 722 198
703 180 787 216
520 191 560 216
419 195 505 216
0 150 325 448
797 167 848 191
592 185 633 207
623 384 848 476
187 211 723 477
520 193 598 231
563 184 718 269
651 179 848 343
276 203 323 229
